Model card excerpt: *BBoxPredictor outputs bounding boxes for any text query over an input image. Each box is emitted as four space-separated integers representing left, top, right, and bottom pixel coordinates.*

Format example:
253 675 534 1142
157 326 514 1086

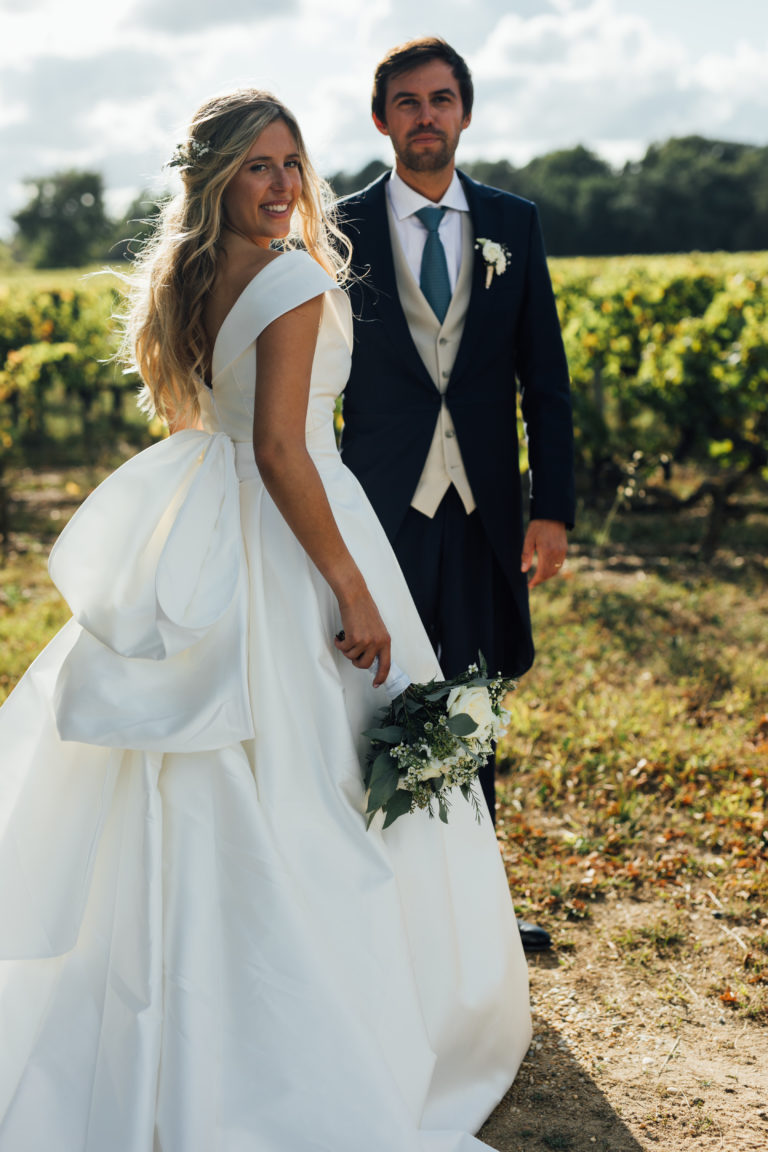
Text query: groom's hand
521 519 567 588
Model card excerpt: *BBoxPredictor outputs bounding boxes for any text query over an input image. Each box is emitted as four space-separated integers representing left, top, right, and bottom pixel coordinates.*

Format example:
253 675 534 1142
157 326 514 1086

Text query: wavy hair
120 88 351 427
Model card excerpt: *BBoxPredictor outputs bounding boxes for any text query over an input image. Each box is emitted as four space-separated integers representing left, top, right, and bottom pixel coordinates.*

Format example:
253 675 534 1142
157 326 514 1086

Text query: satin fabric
0 251 531 1151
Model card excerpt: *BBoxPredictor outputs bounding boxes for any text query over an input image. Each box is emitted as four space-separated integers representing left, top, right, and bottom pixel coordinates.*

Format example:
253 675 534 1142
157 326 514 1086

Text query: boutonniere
475 237 510 289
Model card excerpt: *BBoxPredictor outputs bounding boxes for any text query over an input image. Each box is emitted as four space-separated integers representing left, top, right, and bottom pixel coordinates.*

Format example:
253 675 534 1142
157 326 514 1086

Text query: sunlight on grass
497 558 768 938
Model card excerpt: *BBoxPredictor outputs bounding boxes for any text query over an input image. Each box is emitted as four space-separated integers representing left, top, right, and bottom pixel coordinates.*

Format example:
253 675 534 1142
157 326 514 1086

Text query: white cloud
463 0 764 162
685 38 768 99
679 38 768 142
471 1 683 89
133 0 298 33
0 0 135 68
0 99 25 129
82 96 174 157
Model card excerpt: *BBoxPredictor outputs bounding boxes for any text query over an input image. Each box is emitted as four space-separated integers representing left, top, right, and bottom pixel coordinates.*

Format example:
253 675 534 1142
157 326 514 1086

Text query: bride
0 88 531 1151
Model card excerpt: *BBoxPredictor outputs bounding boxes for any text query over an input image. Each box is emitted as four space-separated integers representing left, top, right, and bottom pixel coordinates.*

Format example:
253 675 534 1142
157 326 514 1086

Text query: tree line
333 137 768 257
7 135 768 268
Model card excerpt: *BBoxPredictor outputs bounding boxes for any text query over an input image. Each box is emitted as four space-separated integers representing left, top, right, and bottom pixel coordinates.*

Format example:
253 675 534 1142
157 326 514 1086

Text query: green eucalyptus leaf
366 759 400 812
424 687 451 702
363 725 406 744
364 749 394 789
381 789 412 829
446 713 478 736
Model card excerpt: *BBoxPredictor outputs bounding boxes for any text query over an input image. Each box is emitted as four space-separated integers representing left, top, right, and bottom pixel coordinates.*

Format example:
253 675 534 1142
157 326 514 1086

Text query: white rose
446 685 495 743
483 241 502 263
494 251 507 275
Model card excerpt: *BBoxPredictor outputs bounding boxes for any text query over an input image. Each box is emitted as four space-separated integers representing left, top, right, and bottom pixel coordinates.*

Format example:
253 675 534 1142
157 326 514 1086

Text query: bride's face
222 119 302 248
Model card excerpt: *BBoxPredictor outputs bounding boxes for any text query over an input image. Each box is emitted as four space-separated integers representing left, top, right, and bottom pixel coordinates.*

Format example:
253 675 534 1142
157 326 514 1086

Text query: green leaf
381 789 412 829
446 712 478 736
363 749 394 789
438 795 449 824
363 725 405 744
424 687 451 702
366 757 400 813
369 749 396 782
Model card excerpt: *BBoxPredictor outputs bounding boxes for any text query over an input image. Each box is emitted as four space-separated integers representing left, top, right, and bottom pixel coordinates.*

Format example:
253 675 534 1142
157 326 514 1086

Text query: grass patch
495 512 768 1022
498 558 768 910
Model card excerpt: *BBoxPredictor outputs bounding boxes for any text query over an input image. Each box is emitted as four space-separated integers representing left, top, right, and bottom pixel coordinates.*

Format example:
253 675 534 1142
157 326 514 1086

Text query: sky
1 0 767 237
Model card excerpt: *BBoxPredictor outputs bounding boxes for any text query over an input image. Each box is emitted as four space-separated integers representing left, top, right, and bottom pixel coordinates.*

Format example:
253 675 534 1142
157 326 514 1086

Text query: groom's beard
398 133 454 173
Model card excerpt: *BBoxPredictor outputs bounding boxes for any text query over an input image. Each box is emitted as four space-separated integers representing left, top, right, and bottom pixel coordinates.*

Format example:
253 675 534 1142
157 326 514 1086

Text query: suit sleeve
516 205 575 528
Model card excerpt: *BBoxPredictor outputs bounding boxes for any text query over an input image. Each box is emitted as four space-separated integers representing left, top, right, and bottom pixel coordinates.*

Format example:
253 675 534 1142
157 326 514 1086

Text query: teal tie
415 206 451 323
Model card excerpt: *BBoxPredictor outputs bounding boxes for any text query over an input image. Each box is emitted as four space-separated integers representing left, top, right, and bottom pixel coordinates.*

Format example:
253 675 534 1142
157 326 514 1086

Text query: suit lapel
450 172 504 385
351 176 439 393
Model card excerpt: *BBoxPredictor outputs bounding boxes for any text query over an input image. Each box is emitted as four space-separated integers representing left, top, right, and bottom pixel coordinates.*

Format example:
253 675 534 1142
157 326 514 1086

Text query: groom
339 39 574 946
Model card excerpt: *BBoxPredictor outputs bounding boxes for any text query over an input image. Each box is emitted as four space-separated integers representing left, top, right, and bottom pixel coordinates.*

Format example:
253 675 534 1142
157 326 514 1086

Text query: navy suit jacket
338 170 574 674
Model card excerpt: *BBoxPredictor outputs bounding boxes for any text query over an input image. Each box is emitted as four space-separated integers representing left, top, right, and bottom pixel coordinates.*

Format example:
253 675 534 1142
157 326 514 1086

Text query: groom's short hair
372 37 474 122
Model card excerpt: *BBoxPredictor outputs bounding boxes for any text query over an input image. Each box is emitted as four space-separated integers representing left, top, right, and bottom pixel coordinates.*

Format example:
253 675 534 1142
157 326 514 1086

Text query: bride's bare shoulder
229 247 283 292
205 248 282 349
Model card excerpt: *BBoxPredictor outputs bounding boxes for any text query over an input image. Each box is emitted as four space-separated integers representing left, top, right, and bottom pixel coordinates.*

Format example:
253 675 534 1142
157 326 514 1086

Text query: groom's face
373 59 471 176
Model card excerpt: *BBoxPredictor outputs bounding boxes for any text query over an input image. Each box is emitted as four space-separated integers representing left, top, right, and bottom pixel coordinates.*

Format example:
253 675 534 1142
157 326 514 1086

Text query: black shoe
518 921 551 951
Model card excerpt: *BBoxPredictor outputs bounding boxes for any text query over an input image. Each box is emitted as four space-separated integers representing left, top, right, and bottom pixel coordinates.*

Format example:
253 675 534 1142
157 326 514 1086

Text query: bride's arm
252 294 391 686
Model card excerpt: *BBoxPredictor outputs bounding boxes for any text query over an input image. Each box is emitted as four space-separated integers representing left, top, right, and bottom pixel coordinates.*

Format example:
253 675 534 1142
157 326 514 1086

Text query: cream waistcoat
385 199 477 518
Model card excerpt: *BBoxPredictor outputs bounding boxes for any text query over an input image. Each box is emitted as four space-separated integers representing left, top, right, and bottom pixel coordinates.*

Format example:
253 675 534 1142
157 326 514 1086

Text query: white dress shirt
385 169 470 290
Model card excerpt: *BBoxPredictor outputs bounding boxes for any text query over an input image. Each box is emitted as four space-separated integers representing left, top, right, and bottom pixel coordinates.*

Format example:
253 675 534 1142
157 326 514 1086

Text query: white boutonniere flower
475 237 511 289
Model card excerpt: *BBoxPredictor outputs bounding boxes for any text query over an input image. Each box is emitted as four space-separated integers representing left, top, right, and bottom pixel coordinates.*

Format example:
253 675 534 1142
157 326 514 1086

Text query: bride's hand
335 595 391 687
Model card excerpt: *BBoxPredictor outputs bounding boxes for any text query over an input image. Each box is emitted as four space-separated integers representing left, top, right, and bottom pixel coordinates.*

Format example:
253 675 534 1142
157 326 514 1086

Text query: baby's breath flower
167 139 213 170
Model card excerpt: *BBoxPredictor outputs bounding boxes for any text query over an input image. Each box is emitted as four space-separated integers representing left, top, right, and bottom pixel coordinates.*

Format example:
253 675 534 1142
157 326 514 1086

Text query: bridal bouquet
363 656 515 829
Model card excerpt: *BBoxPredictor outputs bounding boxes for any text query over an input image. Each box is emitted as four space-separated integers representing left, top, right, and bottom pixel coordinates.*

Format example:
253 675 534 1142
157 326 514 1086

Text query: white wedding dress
0 251 531 1152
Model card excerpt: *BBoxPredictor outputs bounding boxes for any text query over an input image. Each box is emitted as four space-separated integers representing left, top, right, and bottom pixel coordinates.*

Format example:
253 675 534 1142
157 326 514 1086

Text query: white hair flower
167 139 213 170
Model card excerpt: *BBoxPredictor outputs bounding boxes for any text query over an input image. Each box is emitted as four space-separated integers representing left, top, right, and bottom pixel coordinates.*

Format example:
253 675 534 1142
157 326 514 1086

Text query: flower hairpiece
475 237 511 289
167 139 212 169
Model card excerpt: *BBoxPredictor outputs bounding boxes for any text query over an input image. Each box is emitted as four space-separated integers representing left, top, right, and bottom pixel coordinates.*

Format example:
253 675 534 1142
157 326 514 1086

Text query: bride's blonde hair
120 88 351 426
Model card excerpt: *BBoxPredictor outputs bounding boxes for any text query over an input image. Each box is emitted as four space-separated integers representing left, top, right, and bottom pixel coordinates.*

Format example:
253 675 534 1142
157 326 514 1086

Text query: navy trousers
393 488 522 822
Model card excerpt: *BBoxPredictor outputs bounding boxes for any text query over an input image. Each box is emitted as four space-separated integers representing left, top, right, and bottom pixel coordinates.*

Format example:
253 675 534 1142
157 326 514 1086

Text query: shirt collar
387 168 469 221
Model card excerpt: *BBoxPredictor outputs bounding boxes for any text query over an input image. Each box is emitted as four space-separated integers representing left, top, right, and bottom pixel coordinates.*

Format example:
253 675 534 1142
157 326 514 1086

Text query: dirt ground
477 897 768 1152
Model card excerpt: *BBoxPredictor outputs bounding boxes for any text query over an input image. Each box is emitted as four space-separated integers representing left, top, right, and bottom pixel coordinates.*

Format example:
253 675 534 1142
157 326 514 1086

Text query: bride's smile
222 119 302 247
